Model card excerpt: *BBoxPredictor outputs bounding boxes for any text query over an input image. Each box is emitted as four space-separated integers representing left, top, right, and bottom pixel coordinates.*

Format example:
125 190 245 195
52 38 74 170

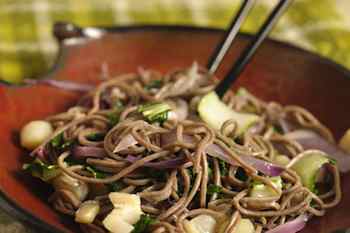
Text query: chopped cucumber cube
274 155 290 166
250 176 282 198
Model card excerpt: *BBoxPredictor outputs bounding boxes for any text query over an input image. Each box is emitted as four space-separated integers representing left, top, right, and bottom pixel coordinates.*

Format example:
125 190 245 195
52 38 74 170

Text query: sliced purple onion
168 99 189 122
35 146 46 159
206 143 284 176
125 155 186 169
205 143 239 166
113 134 138 153
24 79 94 92
286 130 350 173
278 118 297 134
73 146 106 159
160 131 195 147
161 131 284 176
243 155 285 176
265 214 308 233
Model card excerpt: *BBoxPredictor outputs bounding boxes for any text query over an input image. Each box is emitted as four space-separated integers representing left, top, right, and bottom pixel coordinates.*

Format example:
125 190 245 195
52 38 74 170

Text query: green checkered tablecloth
1 0 350 232
1 0 350 84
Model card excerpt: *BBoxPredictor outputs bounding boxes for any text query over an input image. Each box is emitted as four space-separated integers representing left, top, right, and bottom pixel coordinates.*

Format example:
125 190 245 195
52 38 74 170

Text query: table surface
0 0 350 232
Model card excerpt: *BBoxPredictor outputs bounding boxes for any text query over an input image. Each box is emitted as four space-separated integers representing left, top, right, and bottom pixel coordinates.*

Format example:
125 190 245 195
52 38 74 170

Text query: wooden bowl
0 23 349 233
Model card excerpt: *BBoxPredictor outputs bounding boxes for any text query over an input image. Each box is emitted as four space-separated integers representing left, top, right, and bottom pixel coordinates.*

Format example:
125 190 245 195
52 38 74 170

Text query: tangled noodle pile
22 63 343 233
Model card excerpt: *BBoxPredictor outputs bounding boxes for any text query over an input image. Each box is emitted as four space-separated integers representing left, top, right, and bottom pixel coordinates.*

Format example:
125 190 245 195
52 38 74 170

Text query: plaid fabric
1 0 350 83
0 0 350 232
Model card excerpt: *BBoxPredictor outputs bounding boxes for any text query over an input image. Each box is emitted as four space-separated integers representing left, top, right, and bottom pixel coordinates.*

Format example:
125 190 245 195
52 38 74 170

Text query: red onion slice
125 155 186 169
113 134 138 153
24 79 94 92
278 118 297 134
73 146 106 159
160 131 195 147
206 143 284 176
265 214 308 233
161 132 284 176
286 130 350 173
35 146 46 159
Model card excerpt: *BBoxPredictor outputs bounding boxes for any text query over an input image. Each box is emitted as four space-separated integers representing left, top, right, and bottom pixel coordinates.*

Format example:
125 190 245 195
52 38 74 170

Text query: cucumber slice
291 150 330 192
198 92 259 135
274 155 290 166
250 176 282 198
184 215 217 233
234 219 255 233
217 218 254 233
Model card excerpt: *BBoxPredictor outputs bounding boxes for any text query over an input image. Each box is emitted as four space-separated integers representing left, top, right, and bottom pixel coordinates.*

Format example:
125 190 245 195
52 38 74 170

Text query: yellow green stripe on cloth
0 0 349 83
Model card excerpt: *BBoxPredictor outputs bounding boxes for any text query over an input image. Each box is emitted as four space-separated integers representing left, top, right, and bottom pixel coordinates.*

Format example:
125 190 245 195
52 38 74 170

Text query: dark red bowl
0 23 350 233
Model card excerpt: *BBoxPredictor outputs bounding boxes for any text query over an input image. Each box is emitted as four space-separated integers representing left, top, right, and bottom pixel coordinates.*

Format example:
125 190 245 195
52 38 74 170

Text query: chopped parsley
107 112 120 127
144 80 162 90
108 182 124 192
235 167 248 182
138 102 171 124
86 166 107 179
50 133 74 150
22 158 61 182
86 132 105 141
219 160 228 176
131 214 156 233
113 100 124 109
207 184 222 195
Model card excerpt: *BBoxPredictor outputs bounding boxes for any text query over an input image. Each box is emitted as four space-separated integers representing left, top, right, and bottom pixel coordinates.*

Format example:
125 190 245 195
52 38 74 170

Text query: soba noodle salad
20 63 350 233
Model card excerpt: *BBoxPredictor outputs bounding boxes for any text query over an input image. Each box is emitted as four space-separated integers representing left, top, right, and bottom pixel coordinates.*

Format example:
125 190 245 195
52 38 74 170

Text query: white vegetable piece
107 192 143 226
184 215 217 233
52 173 89 201
233 218 255 233
339 129 350 153
20 120 53 150
75 200 100 224
109 192 141 211
108 207 142 225
184 220 200 233
103 212 134 233
250 176 283 198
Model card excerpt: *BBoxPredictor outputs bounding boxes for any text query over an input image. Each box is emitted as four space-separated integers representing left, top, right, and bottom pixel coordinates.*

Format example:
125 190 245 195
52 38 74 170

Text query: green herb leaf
207 184 222 195
273 125 283 134
144 168 165 182
207 167 213 178
22 158 61 182
107 112 120 127
86 166 107 179
108 182 124 192
144 80 162 90
50 133 74 150
138 102 171 124
187 167 195 182
219 160 228 176
113 100 124 109
235 167 248 181
50 133 63 148
329 158 337 165
131 214 156 233
86 133 105 141
64 156 81 166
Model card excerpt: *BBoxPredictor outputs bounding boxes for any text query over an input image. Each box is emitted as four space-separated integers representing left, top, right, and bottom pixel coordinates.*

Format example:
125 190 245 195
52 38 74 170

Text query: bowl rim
1 24 350 233
1 24 350 88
